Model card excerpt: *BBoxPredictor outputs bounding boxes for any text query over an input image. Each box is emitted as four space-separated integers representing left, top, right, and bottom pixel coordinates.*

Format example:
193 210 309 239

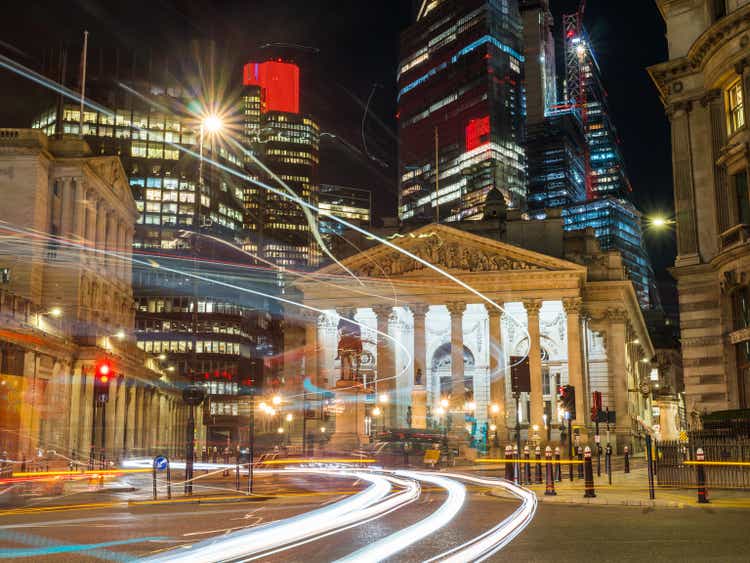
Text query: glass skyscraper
398 0 527 224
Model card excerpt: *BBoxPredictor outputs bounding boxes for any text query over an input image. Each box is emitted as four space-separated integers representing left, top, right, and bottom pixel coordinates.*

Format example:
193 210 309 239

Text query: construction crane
562 0 593 201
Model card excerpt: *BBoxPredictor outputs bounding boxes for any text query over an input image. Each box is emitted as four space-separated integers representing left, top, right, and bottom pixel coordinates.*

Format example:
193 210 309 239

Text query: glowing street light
378 393 389 404
277 427 284 434
114 330 126 340
490 403 501 415
158 353 167 361
372 406 382 417
48 307 63 318
272 394 282 406
435 406 445 416
648 215 674 229
202 114 224 134
285 413 293 422
440 398 450 409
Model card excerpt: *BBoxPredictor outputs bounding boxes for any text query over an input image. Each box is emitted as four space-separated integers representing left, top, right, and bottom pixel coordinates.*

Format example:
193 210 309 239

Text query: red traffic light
96 360 111 382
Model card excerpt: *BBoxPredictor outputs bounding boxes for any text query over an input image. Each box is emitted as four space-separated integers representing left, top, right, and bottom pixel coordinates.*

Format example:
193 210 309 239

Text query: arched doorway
430 342 476 399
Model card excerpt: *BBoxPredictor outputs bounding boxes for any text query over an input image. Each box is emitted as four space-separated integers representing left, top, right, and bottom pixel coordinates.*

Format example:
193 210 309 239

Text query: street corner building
283 218 656 455
0 129 199 462
648 1 750 417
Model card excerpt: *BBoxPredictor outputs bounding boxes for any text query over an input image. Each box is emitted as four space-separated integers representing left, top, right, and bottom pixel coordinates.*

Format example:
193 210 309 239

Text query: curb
127 495 274 507
488 488 684 509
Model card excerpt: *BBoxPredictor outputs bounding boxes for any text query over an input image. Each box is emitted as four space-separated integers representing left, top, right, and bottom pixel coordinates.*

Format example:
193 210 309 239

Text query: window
0 268 9 283
727 80 745 135
736 171 750 225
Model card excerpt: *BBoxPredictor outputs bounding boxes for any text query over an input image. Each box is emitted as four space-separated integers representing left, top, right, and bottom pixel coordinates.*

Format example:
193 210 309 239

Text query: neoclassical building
285 222 655 452
0 129 196 461
649 1 750 416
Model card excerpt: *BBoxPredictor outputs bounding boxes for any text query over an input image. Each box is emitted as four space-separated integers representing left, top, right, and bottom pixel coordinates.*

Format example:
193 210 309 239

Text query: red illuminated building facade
242 60 321 269
398 0 527 223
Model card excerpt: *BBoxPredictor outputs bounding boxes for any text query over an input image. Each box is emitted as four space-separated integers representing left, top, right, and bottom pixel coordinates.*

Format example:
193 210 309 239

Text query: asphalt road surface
0 473 747 562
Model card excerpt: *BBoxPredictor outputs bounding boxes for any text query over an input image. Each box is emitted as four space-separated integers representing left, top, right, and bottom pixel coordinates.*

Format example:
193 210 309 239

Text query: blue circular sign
154 456 168 470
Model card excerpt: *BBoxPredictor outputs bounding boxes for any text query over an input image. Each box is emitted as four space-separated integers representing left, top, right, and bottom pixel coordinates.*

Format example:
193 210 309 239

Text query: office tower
318 184 373 248
31 46 276 446
521 2 656 308
242 60 321 270
398 0 527 224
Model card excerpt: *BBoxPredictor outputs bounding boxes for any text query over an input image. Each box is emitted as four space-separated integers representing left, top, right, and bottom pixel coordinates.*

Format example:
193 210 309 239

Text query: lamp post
285 413 293 446
182 384 205 496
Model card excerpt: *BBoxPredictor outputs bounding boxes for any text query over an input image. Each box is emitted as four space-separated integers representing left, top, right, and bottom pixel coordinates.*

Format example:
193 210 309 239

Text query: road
0 469 748 562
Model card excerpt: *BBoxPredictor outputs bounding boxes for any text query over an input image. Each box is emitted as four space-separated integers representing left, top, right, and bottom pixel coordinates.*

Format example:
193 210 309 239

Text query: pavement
469 461 750 509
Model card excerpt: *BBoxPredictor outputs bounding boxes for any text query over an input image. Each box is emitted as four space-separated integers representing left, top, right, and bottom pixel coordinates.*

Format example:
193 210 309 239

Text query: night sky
0 0 676 277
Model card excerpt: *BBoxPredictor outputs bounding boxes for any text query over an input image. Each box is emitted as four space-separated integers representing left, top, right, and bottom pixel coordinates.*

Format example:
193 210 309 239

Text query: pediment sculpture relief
356 236 545 277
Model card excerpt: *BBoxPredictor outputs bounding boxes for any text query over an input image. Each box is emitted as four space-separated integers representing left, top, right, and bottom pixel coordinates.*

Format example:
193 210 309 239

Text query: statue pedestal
327 382 365 452
411 386 427 429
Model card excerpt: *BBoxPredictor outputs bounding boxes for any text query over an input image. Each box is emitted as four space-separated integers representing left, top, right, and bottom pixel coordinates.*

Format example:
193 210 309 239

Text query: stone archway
431 342 476 398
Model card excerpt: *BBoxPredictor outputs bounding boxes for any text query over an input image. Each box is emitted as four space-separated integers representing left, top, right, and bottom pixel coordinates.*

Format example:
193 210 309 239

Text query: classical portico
288 224 655 453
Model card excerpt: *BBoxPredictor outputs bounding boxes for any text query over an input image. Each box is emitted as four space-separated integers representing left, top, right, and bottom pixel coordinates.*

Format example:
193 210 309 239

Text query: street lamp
285 413 293 445
272 394 282 406
48 307 63 318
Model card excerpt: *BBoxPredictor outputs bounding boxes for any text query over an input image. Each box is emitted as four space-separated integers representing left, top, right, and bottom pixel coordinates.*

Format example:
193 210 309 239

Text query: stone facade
0 130 197 461
286 223 655 453
649 1 750 416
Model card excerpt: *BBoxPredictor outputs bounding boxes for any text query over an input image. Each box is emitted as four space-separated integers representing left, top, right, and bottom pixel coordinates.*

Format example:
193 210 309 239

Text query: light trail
336 470 466 563
142 469 418 562
428 473 537 562
0 221 414 390
0 54 532 377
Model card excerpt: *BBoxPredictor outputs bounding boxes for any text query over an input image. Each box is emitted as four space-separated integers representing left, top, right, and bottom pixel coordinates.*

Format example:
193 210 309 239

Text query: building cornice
688 5 750 69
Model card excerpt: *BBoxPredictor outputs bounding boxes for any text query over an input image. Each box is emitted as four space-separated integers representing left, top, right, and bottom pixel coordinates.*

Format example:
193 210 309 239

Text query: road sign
679 430 688 443
154 456 168 470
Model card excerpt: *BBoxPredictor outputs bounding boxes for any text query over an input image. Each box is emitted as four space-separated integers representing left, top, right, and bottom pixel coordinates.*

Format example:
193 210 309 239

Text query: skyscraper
521 2 657 309
31 45 277 447
242 60 321 270
398 0 527 224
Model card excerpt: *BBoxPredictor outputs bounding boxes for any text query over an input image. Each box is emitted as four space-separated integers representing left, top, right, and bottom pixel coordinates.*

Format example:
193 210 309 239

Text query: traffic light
94 360 111 403
560 385 576 420
591 391 602 422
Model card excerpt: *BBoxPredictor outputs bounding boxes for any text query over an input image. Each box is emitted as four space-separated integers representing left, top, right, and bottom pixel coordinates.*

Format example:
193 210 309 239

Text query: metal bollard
235 455 241 491
554 447 562 482
577 446 584 479
696 448 709 504
504 445 514 481
535 446 543 484
523 446 531 485
544 446 556 496
624 445 630 473
583 446 596 498
512 444 519 484
605 443 612 485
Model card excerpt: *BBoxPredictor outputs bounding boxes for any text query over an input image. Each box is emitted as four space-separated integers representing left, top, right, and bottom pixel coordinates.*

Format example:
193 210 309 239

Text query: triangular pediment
315 223 586 279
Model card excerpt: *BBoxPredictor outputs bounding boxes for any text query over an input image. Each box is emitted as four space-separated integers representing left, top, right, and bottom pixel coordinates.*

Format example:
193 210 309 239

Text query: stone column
302 310 319 386
446 301 467 435
135 387 145 453
105 212 116 274
114 378 127 459
85 195 97 248
95 202 107 257
563 298 586 427
125 383 136 455
68 367 83 456
606 309 629 451
410 303 429 429
59 178 75 238
486 304 506 436
372 305 396 427
105 378 118 459
316 314 332 389
668 102 699 262
524 299 544 431
71 178 85 239
150 389 160 453
80 371 94 459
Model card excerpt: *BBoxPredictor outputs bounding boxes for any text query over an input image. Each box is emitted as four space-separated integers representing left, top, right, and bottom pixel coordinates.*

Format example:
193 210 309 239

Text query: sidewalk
471 463 750 509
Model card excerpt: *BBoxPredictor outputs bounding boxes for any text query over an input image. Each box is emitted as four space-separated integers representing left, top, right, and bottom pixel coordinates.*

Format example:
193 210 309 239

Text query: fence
655 435 750 489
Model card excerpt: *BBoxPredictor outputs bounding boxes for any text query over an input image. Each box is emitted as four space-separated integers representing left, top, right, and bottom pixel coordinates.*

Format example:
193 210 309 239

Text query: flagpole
79 30 89 136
